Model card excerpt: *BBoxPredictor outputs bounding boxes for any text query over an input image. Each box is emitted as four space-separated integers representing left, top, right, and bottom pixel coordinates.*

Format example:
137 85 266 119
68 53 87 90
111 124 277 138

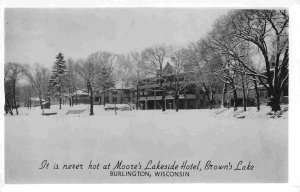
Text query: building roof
162 62 175 74
73 89 89 95
114 81 135 89
156 61 176 75
30 97 45 102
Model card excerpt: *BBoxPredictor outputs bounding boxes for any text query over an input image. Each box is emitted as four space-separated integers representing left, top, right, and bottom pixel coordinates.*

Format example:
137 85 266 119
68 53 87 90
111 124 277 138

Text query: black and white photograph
3 7 290 185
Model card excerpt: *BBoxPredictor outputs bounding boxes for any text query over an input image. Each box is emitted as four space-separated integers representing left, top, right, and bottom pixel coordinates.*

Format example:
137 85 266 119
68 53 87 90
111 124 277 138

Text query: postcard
3 7 289 184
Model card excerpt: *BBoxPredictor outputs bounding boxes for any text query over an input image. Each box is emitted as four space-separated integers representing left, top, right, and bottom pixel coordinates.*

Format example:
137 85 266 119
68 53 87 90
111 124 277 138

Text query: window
259 90 268 98
112 96 117 103
124 89 130 94
105 95 109 103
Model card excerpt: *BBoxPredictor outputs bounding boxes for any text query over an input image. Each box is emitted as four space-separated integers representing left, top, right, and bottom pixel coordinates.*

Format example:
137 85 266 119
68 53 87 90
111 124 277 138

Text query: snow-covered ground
5 104 288 183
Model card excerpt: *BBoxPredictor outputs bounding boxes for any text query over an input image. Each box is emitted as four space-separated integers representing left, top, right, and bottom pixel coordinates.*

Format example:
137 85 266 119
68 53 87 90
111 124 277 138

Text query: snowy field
5 104 288 183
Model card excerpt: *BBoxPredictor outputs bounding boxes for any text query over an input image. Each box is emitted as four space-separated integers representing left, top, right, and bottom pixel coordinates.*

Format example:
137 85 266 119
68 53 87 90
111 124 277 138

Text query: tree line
4 9 288 115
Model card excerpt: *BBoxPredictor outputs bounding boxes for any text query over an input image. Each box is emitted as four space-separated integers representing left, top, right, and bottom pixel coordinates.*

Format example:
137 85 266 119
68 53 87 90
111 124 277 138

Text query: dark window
259 90 267 98
124 89 130 94
112 96 117 103
105 95 109 103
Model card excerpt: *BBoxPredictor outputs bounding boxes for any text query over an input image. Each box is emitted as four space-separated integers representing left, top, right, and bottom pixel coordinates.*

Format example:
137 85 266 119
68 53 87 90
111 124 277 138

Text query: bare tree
114 54 132 104
226 10 289 112
66 58 79 106
4 79 14 115
76 58 99 115
141 45 169 111
168 47 193 112
190 39 229 109
21 84 33 109
77 52 115 115
24 63 50 110
4 62 24 115
204 14 263 111
130 51 145 110
72 60 86 105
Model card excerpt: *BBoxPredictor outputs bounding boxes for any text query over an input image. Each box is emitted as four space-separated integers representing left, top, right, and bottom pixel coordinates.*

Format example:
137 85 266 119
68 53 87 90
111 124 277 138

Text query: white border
1 1 300 192
0 0 295 8
289 1 300 188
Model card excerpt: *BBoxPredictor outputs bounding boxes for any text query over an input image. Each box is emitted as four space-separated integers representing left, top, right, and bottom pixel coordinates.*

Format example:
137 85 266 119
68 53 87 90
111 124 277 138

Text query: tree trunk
268 55 287 112
202 83 211 109
5 102 8 114
38 93 43 113
160 82 165 112
253 77 260 111
104 92 106 106
29 93 31 109
59 97 62 109
9 106 13 115
227 98 230 109
114 103 117 115
221 83 227 108
175 92 179 112
241 76 247 112
210 86 214 109
271 97 281 112
271 86 281 112
232 84 238 111
159 72 166 112
121 84 123 104
76 92 78 105
136 85 139 110
184 91 187 109
13 80 18 115
162 92 166 112
5 101 13 115
59 93 62 110
88 83 94 115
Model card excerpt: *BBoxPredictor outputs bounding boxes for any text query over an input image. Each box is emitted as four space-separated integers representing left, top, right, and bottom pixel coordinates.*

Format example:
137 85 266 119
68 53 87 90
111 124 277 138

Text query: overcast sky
5 8 228 67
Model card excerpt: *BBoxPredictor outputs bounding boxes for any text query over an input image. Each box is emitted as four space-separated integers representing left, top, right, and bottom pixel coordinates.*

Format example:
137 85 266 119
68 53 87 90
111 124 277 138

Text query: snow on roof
73 89 88 95
162 57 173 67
114 81 135 89
30 97 45 102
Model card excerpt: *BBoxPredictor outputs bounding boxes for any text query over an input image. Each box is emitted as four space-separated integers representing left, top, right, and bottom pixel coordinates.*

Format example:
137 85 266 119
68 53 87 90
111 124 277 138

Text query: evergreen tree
98 65 115 105
48 52 69 109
